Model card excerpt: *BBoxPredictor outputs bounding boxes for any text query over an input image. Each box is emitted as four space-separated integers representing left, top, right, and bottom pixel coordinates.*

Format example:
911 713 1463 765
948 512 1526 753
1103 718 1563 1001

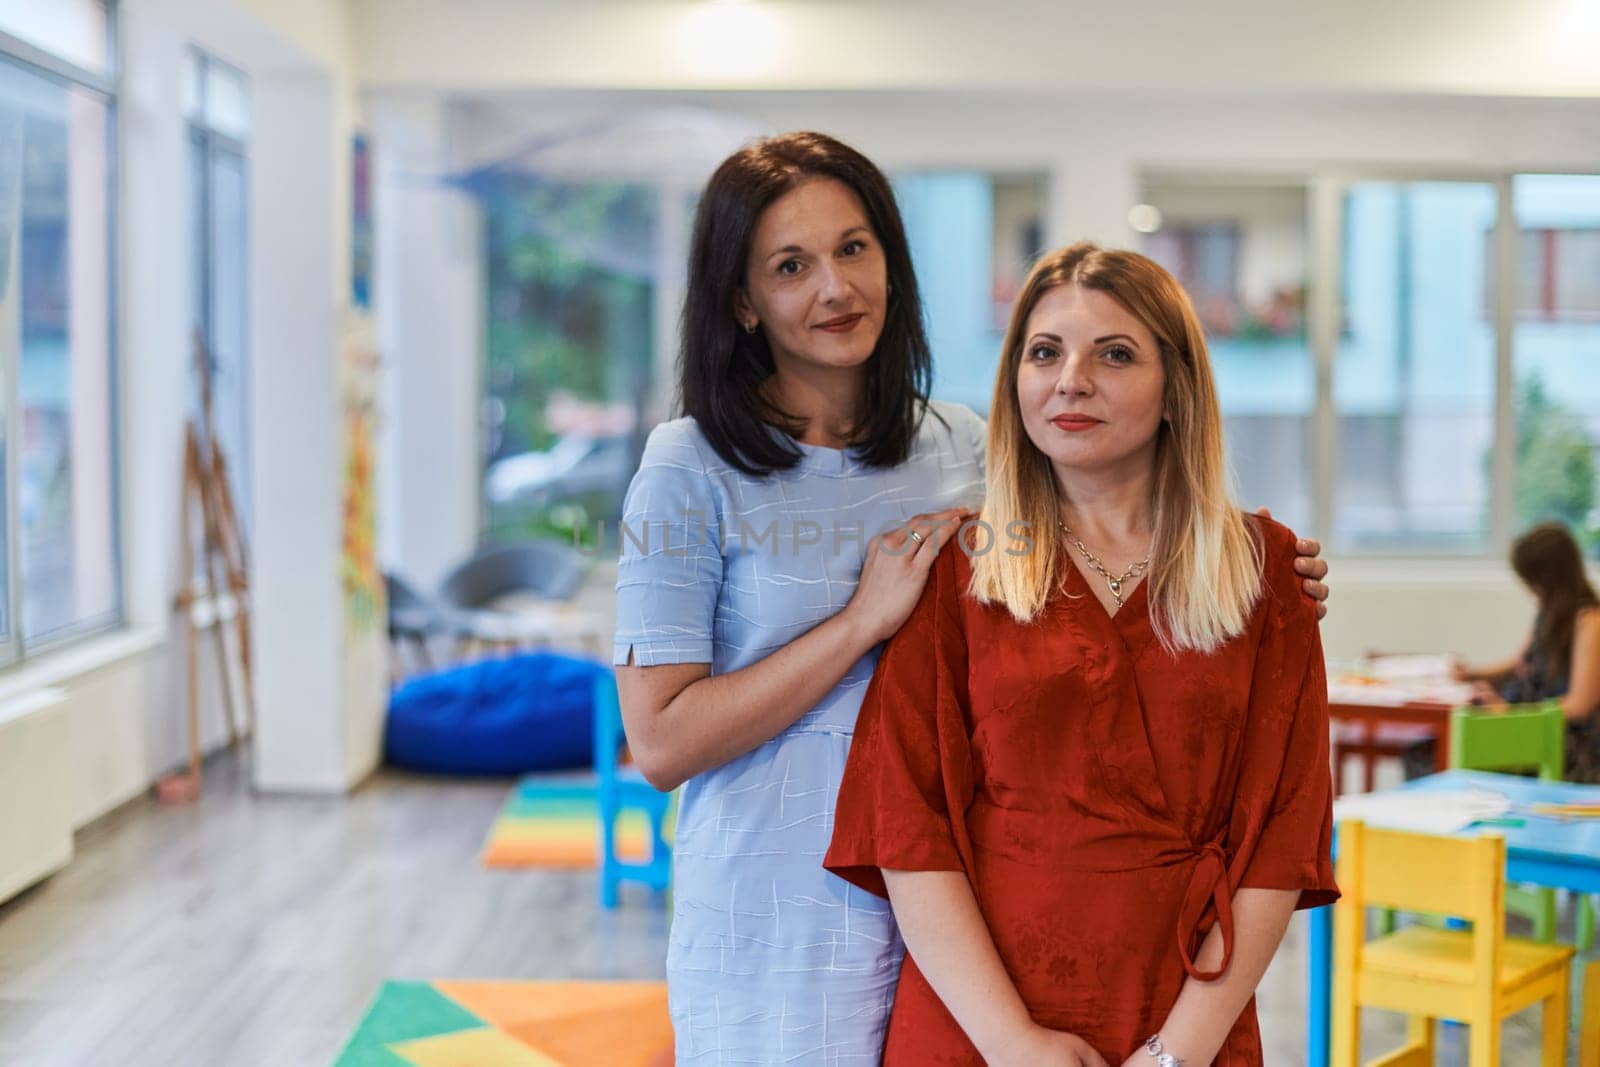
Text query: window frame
186 47 252 550
0 0 121 666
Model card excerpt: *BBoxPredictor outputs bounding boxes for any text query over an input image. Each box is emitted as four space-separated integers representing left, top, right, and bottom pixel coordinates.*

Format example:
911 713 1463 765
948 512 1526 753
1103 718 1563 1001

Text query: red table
1328 699 1454 795
1326 658 1475 795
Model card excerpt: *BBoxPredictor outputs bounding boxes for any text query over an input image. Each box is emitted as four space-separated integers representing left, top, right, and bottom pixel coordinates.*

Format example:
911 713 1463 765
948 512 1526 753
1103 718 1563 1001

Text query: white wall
232 0 354 76
192 0 390 791
1318 562 1541 666
184 0 385 793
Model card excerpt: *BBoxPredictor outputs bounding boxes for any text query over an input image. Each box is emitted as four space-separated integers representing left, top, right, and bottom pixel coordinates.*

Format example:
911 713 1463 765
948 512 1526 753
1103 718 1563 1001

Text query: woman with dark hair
1458 521 1600 780
611 133 1330 1062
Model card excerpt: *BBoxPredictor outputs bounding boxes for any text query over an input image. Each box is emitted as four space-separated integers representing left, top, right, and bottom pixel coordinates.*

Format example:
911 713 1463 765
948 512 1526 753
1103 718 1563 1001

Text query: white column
249 72 346 791
118 12 189 636
117 8 218 780
1048 155 1138 250
373 95 482 591
651 179 689 421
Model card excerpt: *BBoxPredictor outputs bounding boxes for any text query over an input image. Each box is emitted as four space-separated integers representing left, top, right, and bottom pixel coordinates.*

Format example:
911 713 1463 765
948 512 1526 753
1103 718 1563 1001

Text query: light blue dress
613 400 986 1064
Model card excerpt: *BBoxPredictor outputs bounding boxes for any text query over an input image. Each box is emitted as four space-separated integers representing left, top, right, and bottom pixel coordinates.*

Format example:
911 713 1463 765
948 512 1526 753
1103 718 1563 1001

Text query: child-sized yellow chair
1332 820 1574 1066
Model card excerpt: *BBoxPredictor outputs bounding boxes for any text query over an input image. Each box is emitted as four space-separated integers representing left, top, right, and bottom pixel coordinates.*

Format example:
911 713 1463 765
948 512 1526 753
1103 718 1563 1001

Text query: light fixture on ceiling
676 1 781 82
1128 204 1163 234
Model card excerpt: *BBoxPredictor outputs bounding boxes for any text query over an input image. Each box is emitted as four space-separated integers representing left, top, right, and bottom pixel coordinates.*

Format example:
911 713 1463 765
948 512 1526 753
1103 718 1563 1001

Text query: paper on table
1332 789 1511 836
1326 680 1476 707
1365 654 1458 682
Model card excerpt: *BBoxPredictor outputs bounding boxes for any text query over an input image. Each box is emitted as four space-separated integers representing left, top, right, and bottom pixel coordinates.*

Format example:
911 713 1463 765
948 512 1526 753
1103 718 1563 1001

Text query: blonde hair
969 242 1262 653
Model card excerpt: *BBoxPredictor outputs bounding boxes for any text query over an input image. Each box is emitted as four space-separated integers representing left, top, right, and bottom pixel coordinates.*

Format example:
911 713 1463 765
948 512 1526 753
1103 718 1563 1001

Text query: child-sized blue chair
594 671 673 908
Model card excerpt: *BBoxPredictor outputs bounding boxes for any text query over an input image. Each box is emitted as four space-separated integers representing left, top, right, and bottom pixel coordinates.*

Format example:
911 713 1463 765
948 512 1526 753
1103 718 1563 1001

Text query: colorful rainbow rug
332 979 673 1066
480 776 669 869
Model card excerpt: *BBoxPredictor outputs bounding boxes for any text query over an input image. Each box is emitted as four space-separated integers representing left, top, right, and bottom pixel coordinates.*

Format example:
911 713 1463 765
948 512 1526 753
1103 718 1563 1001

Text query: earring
742 321 757 335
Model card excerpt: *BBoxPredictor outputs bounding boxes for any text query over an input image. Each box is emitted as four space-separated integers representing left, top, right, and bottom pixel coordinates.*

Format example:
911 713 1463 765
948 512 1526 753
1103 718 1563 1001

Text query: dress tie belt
1176 838 1235 982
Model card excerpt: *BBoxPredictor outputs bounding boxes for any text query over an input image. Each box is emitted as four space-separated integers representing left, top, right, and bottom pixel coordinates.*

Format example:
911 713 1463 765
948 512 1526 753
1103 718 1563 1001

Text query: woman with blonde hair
825 242 1338 1066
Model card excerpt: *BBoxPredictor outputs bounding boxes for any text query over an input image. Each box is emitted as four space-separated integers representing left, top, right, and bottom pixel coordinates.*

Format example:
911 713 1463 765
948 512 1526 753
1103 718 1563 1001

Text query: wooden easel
159 332 256 803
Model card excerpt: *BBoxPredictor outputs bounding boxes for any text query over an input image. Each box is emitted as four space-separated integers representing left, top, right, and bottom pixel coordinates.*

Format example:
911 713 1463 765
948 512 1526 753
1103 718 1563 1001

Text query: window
1334 181 1498 553
481 179 659 542
894 171 1046 416
1482 225 1600 322
1512 175 1600 551
1141 181 1314 534
1513 228 1600 320
186 49 251 541
1147 222 1243 326
0 12 119 658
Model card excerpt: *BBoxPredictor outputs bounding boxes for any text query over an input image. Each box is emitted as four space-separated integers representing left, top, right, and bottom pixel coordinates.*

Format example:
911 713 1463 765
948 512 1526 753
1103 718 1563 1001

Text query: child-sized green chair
1450 701 1594 949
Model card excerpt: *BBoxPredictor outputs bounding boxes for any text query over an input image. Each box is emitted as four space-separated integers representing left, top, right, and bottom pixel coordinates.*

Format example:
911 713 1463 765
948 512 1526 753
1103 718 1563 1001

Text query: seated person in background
1456 521 1600 781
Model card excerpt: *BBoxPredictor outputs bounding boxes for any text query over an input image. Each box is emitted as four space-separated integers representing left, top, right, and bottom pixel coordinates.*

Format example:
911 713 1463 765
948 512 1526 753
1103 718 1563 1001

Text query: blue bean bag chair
385 652 608 775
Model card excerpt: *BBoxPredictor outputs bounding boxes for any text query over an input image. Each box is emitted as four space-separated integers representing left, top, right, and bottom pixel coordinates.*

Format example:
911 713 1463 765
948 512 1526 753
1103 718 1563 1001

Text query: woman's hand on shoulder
840 506 969 646
1254 506 1329 619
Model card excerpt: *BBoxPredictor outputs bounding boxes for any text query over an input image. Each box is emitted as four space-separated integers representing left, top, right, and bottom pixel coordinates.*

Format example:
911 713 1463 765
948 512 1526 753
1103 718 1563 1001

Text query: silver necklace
1059 522 1149 608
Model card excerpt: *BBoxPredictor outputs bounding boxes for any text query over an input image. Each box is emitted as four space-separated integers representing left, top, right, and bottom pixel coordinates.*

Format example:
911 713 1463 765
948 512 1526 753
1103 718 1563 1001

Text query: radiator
0 689 71 904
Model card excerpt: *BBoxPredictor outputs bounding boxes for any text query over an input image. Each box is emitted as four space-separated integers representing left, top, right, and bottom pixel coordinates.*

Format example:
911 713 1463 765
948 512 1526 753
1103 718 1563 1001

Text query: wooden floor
0 751 668 1066
0 748 1583 1065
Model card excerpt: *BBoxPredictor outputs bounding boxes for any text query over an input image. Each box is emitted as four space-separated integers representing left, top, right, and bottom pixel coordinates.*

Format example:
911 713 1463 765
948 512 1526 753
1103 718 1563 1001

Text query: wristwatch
1142 1034 1185 1067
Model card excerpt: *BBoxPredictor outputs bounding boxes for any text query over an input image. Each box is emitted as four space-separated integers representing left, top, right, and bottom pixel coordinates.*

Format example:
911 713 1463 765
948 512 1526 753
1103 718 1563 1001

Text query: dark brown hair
679 131 932 475
1511 521 1599 679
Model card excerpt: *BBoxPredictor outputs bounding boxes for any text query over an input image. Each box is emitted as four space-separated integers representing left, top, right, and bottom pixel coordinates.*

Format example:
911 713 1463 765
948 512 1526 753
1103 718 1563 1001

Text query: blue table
1307 770 1600 1067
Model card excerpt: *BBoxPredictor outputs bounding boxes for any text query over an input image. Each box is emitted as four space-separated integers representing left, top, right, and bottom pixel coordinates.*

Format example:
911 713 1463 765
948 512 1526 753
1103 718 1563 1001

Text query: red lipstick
1050 414 1102 432
814 313 864 333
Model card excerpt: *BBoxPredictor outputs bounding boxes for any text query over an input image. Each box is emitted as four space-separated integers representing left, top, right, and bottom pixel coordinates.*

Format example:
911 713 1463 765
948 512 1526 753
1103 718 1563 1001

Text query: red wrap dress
823 518 1338 1065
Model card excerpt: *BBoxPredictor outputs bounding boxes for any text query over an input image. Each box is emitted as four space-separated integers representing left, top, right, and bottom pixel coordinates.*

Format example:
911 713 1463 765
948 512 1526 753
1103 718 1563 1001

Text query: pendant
1108 578 1122 595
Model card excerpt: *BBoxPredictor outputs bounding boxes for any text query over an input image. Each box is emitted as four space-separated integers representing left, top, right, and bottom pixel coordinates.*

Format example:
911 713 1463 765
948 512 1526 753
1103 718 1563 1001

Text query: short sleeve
823 546 975 899
612 421 724 667
934 400 988 485
1235 524 1339 910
